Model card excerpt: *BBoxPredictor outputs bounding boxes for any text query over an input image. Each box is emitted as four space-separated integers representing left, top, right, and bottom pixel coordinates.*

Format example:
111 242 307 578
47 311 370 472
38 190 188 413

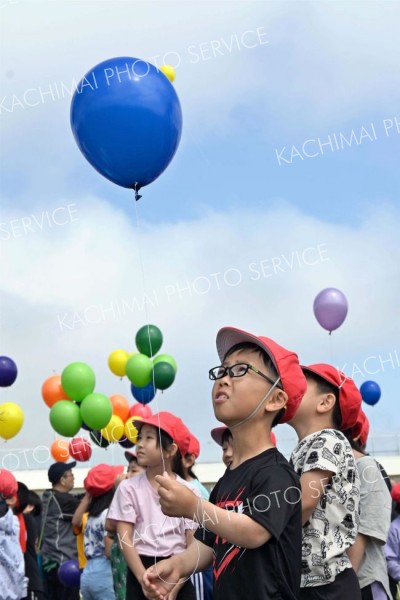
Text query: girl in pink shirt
107 411 198 600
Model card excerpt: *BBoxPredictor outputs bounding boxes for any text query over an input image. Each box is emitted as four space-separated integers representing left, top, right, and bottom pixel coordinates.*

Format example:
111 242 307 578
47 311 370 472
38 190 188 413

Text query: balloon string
328 330 334 366
133 198 165 474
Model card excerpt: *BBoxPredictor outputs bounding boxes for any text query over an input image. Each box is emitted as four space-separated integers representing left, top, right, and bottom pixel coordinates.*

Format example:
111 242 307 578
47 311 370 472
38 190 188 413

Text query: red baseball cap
391 482 400 504
134 411 191 456
302 364 362 431
0 468 18 498
84 464 124 497
187 434 200 459
216 327 307 423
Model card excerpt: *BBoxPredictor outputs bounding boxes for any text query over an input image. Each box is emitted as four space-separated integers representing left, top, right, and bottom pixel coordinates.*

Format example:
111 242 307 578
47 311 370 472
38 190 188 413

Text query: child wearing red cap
0 469 27 600
107 411 199 600
289 364 362 599
181 433 213 600
73 463 125 600
181 433 210 501
143 327 306 600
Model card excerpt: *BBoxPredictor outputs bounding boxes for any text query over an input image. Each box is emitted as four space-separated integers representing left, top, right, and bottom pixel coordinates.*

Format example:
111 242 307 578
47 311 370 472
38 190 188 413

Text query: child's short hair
304 371 342 429
224 341 285 426
224 341 279 377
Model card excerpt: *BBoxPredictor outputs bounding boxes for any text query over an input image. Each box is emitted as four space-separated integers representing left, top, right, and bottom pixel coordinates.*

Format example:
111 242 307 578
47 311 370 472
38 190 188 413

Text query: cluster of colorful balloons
43 360 157 460
108 325 178 403
71 57 182 198
0 356 24 441
43 362 108 462
313 288 348 334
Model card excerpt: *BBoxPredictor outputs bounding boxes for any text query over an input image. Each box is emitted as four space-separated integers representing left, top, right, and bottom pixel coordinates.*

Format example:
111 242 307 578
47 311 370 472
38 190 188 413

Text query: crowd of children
1 326 400 600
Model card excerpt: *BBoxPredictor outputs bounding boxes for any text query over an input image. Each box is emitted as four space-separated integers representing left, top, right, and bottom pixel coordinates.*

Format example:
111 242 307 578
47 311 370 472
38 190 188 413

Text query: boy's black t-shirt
194 448 302 600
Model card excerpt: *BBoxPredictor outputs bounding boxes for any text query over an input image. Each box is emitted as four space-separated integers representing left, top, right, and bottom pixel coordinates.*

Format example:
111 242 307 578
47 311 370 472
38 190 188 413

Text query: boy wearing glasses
143 326 306 600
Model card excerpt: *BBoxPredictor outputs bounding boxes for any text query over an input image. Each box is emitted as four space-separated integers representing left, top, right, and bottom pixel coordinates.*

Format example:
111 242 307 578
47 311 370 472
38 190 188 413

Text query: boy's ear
316 393 336 415
265 389 288 414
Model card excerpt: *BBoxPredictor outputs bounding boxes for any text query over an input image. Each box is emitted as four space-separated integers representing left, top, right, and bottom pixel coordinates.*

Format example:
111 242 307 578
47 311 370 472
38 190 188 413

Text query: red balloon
129 402 153 419
69 437 92 462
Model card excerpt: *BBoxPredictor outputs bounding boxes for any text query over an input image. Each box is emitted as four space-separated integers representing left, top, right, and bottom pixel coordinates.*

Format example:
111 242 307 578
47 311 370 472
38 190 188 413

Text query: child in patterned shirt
289 363 362 600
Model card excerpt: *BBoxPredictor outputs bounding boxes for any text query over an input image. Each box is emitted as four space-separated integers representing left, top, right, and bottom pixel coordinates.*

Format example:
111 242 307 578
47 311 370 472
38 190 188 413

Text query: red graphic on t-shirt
213 487 246 582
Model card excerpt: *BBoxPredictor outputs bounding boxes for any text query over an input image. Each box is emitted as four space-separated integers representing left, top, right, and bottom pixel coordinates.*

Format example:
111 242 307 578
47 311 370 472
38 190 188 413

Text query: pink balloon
129 402 153 419
313 288 348 333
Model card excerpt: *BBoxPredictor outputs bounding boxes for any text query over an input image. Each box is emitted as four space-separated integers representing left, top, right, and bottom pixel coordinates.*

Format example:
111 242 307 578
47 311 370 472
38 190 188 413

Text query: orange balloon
50 439 70 462
42 375 70 408
110 394 130 422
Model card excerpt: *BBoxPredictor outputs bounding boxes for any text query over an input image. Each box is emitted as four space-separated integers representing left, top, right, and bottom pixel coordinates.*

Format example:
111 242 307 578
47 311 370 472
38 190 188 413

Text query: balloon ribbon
134 183 142 201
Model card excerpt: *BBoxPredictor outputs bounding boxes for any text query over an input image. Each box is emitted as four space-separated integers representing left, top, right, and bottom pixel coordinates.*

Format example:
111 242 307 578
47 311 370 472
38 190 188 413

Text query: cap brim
66 461 77 470
216 327 276 368
211 426 229 447
300 365 339 389
124 451 137 462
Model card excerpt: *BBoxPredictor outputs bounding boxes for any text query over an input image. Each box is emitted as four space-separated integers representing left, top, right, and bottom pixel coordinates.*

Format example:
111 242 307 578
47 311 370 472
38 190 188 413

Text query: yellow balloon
160 65 175 83
124 416 142 444
101 414 124 442
0 402 24 440
108 349 130 377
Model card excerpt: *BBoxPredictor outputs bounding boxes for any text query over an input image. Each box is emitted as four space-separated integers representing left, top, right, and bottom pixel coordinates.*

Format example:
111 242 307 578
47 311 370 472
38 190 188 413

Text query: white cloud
1 196 399 465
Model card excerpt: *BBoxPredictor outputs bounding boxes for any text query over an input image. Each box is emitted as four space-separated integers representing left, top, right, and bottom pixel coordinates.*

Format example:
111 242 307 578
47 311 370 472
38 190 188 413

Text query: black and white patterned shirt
291 428 360 588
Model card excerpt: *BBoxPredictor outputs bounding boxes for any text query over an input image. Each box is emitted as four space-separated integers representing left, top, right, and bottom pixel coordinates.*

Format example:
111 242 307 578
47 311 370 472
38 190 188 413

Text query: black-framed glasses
209 363 281 388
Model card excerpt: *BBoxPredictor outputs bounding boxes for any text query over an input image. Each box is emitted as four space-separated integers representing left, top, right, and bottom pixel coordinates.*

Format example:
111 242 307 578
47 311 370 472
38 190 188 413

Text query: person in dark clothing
143 327 306 600
39 461 81 600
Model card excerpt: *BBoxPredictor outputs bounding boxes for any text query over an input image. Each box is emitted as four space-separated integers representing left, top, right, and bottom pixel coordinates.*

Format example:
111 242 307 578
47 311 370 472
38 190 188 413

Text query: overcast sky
1 1 399 471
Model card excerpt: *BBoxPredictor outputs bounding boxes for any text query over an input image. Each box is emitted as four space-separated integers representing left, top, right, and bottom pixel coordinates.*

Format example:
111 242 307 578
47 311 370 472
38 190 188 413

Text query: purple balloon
58 559 81 587
119 436 135 449
313 288 348 333
0 356 18 387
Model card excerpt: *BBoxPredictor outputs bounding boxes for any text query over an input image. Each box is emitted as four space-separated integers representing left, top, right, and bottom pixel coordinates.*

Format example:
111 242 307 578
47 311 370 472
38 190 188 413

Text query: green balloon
50 400 82 437
126 353 153 387
80 393 112 430
135 325 163 357
153 353 178 374
153 362 176 391
61 362 96 402
90 429 110 448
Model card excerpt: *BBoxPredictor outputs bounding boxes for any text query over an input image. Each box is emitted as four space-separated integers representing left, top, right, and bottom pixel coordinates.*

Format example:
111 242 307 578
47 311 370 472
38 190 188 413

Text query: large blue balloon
130 382 156 404
70 57 183 189
58 559 81 587
360 381 381 406
0 356 18 387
